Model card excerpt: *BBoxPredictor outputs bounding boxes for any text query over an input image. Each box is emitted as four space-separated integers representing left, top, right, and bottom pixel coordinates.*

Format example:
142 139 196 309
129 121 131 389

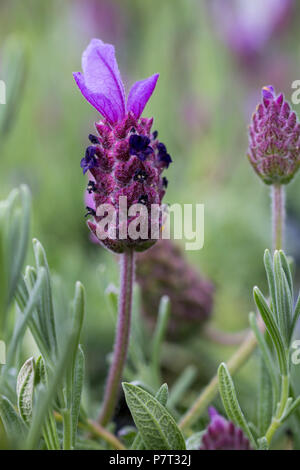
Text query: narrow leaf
218 363 256 449
123 382 186 450
249 312 279 404
17 357 35 424
131 383 169 450
253 287 288 374
0 395 27 443
71 345 85 447
32 238 57 357
257 356 273 435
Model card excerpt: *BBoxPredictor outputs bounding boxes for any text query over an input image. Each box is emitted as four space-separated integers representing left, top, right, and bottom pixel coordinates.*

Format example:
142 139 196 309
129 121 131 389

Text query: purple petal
262 85 275 100
74 39 126 123
127 73 159 118
73 72 120 124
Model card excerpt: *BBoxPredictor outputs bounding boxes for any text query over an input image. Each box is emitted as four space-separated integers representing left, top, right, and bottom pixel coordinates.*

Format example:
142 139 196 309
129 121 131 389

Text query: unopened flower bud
247 85 300 184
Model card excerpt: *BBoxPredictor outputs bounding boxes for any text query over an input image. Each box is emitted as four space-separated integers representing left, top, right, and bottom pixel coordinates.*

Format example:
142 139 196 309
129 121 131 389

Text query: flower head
247 85 300 185
200 407 252 450
74 39 171 253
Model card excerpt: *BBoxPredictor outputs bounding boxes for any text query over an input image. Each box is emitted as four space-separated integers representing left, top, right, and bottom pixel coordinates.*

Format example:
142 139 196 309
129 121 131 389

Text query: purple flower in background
200 407 251 450
74 39 171 253
248 85 300 184
210 0 292 61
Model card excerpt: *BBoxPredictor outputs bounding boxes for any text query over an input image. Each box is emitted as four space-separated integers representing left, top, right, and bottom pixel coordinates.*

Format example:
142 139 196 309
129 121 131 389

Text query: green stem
272 184 285 252
179 329 260 431
99 250 135 426
265 375 289 445
62 409 72 450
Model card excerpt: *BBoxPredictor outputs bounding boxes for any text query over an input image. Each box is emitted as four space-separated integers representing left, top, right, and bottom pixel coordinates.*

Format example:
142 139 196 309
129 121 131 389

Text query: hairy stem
272 184 285 252
99 250 135 427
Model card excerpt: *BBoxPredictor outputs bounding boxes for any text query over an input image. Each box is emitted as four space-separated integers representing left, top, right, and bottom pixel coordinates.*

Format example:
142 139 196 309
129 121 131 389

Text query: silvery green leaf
131 383 169 450
71 345 85 447
123 382 186 450
35 355 48 386
218 363 256 449
264 249 277 316
17 357 35 424
278 250 293 298
0 35 28 138
253 287 288 374
32 239 57 357
62 282 85 449
273 251 292 346
280 396 300 423
155 383 169 407
15 273 51 363
257 356 273 435
291 290 300 339
0 395 27 443
26 330 76 449
0 186 30 332
185 431 205 450
6 268 46 368
35 356 60 450
249 312 279 404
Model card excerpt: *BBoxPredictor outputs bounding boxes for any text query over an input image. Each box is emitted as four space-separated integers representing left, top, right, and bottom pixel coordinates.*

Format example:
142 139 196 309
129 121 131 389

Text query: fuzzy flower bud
136 240 214 339
200 407 252 450
247 85 300 184
74 39 171 253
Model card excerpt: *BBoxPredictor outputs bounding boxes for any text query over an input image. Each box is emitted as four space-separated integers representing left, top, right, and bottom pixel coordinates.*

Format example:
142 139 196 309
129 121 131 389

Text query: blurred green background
1 0 300 425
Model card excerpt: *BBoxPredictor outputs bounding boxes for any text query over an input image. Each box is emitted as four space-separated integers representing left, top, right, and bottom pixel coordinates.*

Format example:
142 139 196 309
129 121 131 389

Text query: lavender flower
247 85 300 185
200 407 251 450
74 39 171 253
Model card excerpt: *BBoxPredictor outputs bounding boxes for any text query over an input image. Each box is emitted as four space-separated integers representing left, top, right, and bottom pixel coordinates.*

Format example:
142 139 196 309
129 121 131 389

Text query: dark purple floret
87 180 97 193
129 134 153 161
88 134 100 144
162 176 168 188
157 142 167 154
80 146 98 174
134 169 148 183
152 130 158 139
157 142 172 168
138 194 148 205
85 206 96 217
